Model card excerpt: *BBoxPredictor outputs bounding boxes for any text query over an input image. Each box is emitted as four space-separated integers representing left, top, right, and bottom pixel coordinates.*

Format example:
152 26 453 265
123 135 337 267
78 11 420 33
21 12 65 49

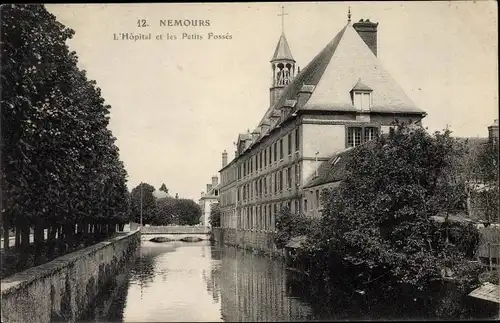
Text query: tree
1 4 129 268
159 183 169 194
130 183 156 225
295 123 482 317
174 199 202 225
153 197 176 225
472 140 499 224
209 203 221 227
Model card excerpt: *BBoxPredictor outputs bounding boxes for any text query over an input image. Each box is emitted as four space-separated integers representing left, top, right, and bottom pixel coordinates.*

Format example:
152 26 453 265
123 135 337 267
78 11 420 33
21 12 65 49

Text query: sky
45 1 498 201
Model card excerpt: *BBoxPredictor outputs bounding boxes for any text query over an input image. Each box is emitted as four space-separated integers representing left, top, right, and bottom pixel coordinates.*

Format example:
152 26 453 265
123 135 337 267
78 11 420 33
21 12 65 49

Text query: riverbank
211 227 284 257
1 230 140 323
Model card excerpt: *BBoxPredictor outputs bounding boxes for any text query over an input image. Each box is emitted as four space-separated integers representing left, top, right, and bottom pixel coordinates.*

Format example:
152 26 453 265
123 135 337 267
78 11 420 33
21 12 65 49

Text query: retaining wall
1 230 141 323
211 227 284 257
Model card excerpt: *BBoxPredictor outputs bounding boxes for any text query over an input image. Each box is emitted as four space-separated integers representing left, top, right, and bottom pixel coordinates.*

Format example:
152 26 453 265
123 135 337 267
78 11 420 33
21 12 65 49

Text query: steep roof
258 22 424 131
272 33 295 61
303 147 355 189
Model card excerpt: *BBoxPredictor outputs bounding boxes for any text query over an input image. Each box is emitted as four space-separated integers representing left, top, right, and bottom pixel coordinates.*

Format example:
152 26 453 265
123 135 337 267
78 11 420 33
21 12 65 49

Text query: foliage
151 196 202 226
274 123 485 318
153 197 175 225
471 141 499 223
209 203 221 227
274 207 316 249
174 198 202 225
159 183 169 194
130 183 156 224
1 4 129 268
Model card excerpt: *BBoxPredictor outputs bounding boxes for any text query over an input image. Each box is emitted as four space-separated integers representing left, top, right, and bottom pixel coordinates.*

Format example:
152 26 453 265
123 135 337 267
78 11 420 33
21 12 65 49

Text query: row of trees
1 5 130 270
275 123 498 318
128 183 202 226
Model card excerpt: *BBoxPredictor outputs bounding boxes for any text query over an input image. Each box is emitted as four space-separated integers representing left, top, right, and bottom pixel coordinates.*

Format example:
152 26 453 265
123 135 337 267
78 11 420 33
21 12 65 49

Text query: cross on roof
278 5 288 34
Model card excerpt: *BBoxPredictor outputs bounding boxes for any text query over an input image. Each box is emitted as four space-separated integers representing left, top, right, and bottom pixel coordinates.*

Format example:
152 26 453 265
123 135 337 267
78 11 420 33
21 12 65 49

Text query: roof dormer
350 79 373 111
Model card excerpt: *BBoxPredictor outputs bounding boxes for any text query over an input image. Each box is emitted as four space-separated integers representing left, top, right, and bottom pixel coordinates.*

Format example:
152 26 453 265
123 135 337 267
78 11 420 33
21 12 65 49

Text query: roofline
270 58 296 63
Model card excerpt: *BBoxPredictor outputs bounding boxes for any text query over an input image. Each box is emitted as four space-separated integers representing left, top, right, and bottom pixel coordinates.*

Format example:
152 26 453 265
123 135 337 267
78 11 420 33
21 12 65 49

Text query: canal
80 234 457 322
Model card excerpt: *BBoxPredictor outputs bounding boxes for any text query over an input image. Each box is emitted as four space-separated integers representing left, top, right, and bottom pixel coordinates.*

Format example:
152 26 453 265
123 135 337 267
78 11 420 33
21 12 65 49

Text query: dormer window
350 79 373 111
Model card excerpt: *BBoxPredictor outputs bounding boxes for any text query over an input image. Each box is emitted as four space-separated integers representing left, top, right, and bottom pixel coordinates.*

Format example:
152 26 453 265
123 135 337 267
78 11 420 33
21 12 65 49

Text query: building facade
217 12 426 254
199 175 220 227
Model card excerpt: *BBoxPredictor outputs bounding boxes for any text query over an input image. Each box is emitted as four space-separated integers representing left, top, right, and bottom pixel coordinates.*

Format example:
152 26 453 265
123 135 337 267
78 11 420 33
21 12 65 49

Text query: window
273 173 277 193
250 158 253 174
296 163 300 186
347 126 380 148
264 177 267 195
273 143 277 162
315 190 320 207
304 199 308 212
352 91 371 111
287 167 292 189
347 127 362 147
279 139 283 159
215 189 219 197
263 150 267 168
278 170 283 191
295 128 300 151
288 133 292 155
364 127 378 142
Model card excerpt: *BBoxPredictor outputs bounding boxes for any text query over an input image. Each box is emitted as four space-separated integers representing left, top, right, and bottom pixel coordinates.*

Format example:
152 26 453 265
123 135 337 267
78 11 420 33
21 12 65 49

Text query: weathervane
278 5 288 34
348 7 352 24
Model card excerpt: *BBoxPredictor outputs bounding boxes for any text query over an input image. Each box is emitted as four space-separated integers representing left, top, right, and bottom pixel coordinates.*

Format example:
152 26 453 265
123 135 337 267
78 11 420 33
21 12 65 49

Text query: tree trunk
34 221 46 265
47 225 58 258
15 222 21 249
19 221 31 268
64 222 73 253
3 221 10 251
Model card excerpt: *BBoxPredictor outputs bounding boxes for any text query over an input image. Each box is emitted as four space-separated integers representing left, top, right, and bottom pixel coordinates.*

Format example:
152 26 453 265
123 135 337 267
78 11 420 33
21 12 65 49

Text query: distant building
199 175 220 227
488 119 499 144
217 11 426 254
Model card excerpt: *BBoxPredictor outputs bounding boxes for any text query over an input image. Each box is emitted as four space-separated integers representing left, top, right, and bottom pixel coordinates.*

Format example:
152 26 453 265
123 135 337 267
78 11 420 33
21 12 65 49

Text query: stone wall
212 227 284 257
1 230 140 323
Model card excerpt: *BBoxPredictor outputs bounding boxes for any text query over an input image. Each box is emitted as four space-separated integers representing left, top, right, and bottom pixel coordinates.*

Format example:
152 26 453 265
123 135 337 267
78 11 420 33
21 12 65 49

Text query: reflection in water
85 237 425 322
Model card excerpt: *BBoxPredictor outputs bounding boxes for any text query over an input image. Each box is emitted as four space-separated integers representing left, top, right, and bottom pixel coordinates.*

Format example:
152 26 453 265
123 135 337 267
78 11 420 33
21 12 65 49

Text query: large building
217 11 426 253
199 175 220 227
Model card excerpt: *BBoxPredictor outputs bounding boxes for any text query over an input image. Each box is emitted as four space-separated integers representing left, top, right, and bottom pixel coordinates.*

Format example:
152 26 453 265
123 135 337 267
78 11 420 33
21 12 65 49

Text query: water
81 234 477 322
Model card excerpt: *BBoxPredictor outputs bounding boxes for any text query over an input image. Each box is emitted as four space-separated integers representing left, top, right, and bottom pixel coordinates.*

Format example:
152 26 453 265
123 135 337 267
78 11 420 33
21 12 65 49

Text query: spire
271 34 294 61
348 7 352 24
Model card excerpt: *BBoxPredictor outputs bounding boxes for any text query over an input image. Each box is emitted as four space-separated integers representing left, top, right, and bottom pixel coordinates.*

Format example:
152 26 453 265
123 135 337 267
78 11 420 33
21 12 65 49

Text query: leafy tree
209 203 221 227
153 197 176 225
159 183 169 194
294 124 482 317
175 198 202 225
471 140 499 224
130 183 156 225
274 207 314 249
1 4 129 269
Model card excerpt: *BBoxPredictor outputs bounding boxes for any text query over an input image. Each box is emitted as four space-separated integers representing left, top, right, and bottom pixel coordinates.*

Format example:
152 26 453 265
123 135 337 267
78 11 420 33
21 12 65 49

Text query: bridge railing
138 225 210 235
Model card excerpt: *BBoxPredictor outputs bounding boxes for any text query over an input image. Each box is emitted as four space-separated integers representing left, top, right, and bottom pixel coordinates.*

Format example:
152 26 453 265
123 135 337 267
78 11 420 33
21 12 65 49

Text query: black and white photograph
1 2 499 322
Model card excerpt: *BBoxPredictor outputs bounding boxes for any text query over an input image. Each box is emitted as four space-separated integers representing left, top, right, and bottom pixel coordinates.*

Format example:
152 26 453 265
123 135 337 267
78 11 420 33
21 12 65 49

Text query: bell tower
270 6 295 107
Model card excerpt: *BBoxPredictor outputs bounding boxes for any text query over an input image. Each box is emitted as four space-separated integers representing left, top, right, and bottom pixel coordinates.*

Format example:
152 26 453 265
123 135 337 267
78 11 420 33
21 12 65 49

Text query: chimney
222 150 228 167
212 175 218 187
352 19 379 56
206 184 213 192
488 119 499 144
